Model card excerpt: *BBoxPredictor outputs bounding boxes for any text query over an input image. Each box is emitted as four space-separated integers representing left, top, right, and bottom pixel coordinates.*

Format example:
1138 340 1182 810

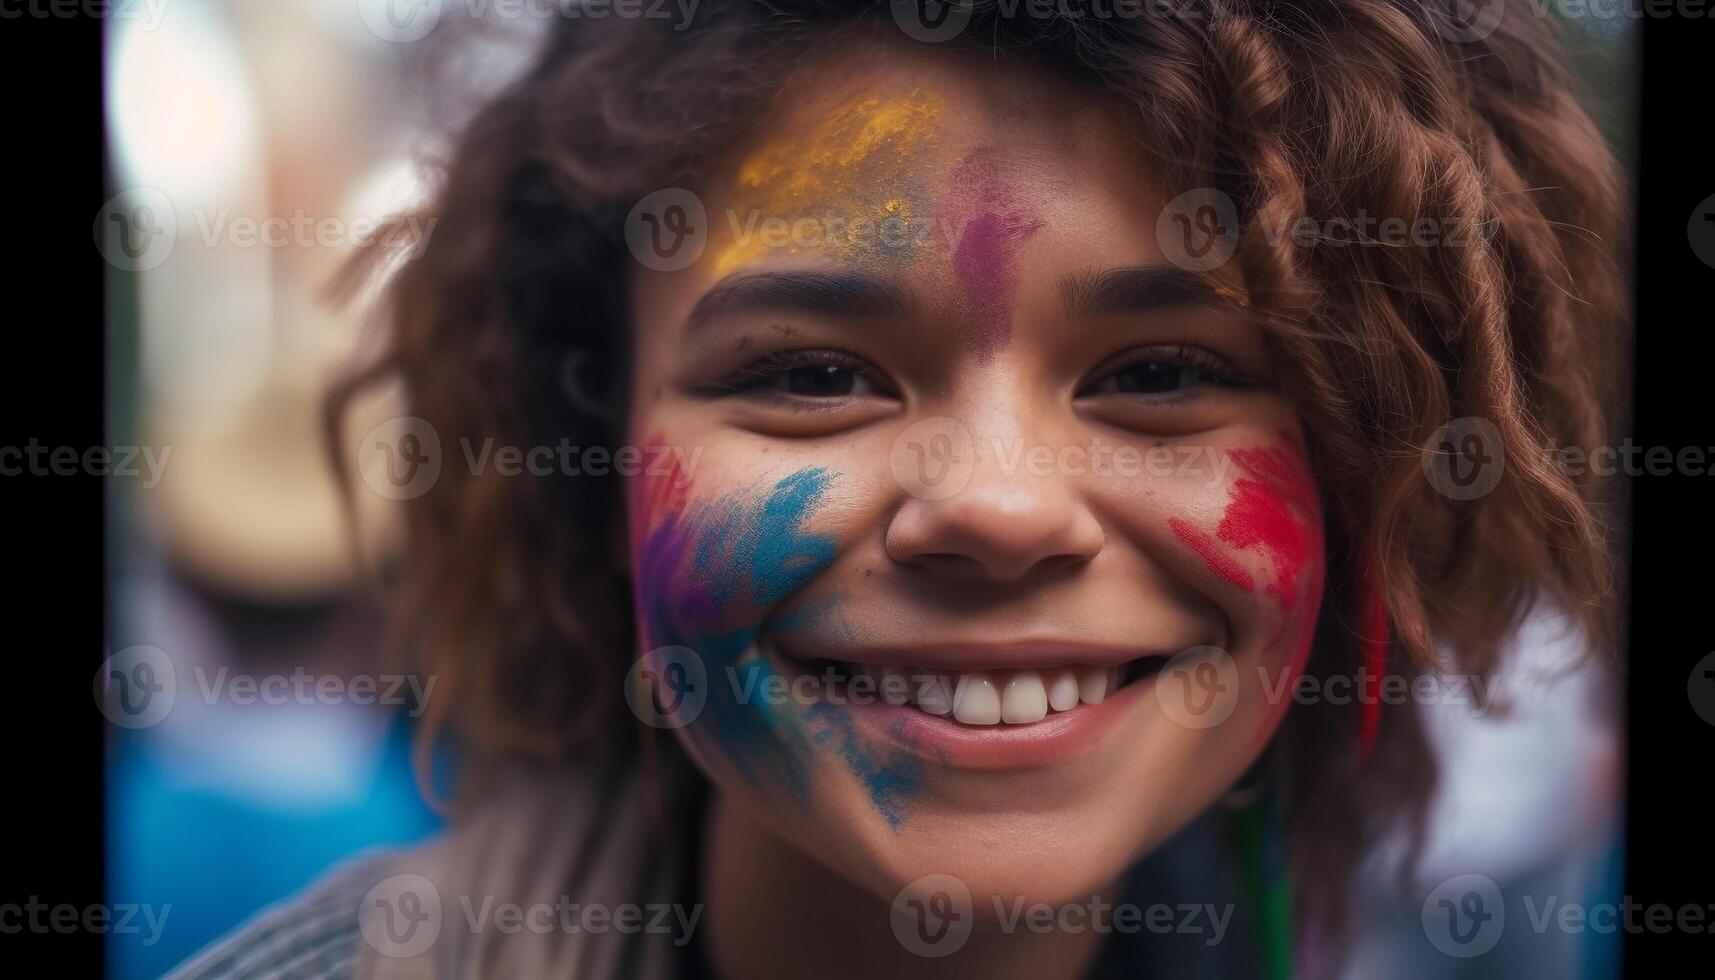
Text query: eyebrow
1061 266 1226 320
684 271 912 333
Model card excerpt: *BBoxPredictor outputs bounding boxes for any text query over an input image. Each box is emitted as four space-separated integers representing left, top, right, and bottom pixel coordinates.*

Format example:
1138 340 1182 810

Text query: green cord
1233 787 1294 980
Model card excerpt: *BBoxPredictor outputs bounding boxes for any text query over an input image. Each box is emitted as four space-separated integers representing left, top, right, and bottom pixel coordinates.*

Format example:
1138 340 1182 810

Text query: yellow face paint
713 91 943 276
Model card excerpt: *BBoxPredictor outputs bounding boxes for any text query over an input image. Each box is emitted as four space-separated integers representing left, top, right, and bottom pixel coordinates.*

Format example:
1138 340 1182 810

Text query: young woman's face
626 43 1325 910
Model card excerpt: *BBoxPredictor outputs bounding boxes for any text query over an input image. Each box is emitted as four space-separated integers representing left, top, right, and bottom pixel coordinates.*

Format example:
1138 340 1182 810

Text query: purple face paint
942 147 1045 357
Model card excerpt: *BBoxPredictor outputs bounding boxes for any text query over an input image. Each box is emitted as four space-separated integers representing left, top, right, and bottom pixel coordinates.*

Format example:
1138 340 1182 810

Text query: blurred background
100 2 1637 977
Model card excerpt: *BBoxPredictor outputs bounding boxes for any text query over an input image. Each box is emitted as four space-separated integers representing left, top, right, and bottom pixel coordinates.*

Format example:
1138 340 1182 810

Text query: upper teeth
857 664 1123 726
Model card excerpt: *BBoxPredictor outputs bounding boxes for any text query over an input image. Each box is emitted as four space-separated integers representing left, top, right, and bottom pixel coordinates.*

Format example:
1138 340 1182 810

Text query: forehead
696 41 1173 277
736 41 1118 163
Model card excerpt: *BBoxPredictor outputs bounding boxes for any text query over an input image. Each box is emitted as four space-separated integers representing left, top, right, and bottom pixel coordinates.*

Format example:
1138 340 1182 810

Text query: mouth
803 656 1168 727
770 640 1172 770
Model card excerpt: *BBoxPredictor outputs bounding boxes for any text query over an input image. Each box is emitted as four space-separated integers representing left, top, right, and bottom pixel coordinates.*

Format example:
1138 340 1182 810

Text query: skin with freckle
628 41 1327 917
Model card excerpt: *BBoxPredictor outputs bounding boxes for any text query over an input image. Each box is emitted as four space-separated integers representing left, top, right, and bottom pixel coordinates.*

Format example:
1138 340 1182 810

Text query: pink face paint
941 148 1044 357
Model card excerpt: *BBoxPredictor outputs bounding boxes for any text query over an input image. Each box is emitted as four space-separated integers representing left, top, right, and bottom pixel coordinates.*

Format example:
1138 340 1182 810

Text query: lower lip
837 674 1152 771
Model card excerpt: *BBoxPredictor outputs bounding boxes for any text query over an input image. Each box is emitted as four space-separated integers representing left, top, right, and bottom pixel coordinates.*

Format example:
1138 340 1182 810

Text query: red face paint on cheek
1168 518 1256 592
1168 439 1326 749
1173 440 1324 613
1218 447 1319 607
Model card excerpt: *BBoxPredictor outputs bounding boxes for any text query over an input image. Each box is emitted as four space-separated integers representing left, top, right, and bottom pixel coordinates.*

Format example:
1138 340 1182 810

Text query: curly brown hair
328 0 1629 961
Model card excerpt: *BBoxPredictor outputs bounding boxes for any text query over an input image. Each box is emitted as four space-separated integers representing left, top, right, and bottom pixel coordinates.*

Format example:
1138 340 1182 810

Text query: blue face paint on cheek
632 466 920 826
803 704 921 829
742 468 838 606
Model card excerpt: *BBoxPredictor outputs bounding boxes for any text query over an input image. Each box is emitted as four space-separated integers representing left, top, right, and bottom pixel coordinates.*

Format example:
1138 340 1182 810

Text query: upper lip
776 638 1167 672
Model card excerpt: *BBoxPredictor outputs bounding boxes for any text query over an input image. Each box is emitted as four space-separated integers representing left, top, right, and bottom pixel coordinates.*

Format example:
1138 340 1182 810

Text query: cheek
624 447 924 826
1160 438 1327 668
627 453 837 647
1179 440 1326 744
1214 444 1325 616
625 456 837 799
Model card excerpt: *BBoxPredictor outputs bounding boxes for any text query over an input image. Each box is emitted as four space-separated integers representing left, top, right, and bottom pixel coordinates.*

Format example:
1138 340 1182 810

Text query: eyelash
709 349 894 399
1077 343 1248 398
707 342 1244 408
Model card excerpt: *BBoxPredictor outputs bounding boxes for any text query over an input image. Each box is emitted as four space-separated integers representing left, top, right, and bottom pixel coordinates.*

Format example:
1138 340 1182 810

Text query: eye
714 349 895 402
777 363 865 397
1079 344 1242 398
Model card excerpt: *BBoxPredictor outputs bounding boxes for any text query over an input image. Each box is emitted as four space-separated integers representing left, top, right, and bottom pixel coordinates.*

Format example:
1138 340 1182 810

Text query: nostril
885 478 1105 584
895 551 986 576
897 548 1091 586
1039 552 1095 576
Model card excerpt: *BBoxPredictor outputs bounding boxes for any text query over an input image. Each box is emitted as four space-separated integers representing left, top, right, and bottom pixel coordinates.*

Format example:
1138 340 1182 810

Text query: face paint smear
939 147 1046 357
630 456 922 826
712 91 943 276
1167 443 1321 609
1167 439 1327 748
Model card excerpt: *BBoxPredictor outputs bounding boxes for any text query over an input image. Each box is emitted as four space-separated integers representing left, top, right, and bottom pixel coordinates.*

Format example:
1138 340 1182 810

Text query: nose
886 427 1105 585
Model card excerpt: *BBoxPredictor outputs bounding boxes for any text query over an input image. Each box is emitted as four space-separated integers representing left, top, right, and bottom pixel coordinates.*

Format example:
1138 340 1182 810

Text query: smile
808 658 1166 726
768 640 1171 769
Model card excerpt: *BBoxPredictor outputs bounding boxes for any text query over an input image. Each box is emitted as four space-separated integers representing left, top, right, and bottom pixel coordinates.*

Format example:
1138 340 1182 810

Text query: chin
766 766 1206 918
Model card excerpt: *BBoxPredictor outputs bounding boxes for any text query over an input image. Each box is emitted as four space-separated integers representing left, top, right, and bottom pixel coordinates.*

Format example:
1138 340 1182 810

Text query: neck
700 792 1115 980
